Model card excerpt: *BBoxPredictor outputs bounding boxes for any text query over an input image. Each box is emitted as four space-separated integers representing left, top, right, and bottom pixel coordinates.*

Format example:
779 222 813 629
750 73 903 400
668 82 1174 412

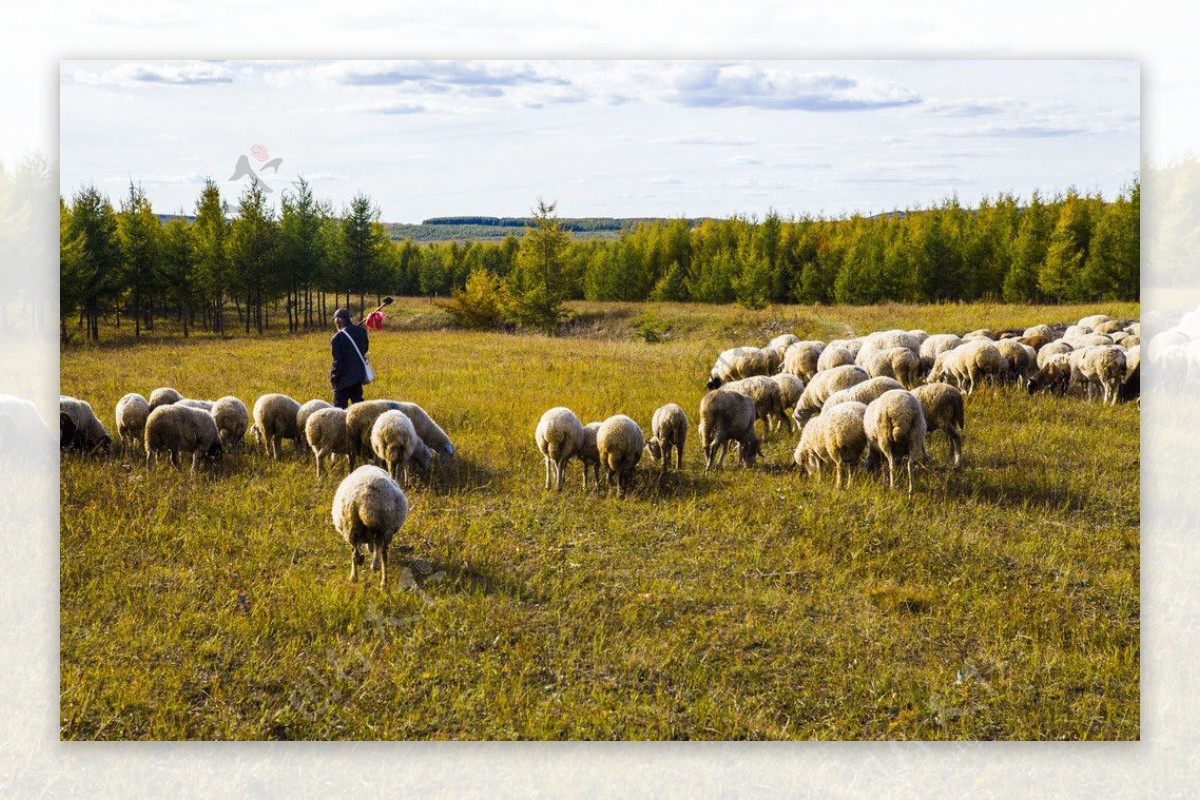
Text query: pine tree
117 182 162 337
506 199 571 332
193 179 230 333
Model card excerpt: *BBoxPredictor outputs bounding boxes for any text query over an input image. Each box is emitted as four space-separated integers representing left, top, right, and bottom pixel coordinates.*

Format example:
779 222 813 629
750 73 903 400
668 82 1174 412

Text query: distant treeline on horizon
63 176 1139 342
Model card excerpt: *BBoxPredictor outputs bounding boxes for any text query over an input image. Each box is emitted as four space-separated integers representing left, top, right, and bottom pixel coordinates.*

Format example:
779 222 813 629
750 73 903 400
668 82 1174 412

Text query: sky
59 59 1139 223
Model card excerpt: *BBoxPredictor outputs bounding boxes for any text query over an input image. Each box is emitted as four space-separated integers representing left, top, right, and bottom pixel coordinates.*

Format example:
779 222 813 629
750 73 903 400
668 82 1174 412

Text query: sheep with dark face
60 396 112 454
698 389 761 470
1026 353 1072 396
332 465 409 590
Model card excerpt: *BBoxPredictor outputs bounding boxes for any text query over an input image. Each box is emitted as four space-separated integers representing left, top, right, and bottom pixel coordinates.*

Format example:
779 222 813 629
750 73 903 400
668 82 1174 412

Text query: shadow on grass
399 551 543 604
926 462 1091 512
422 454 501 496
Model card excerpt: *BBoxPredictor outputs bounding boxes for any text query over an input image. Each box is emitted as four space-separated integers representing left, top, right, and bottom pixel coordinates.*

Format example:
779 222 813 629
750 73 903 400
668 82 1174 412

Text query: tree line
59 177 1139 342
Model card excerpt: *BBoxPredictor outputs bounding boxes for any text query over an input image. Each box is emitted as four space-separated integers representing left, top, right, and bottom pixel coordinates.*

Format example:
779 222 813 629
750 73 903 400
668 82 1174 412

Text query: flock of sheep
59 310 1138 590
536 311 1140 499
59 387 458 589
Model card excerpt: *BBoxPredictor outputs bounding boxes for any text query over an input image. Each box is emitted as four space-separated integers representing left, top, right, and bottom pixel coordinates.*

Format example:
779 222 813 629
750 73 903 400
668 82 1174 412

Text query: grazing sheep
1026 352 1073 396
793 401 868 489
1124 344 1140 380
821 376 905 414
911 382 965 466
862 346 919 388
707 346 772 389
929 340 1006 395
210 396 250 452
864 390 927 494
646 403 688 471
60 411 78 451
779 341 824 382
792 365 871 428
919 334 963 376
296 399 334 450
856 330 921 367
826 338 864 359
1070 346 1127 404
535 407 587 491
1075 333 1116 349
578 422 603 490
177 399 214 412
144 404 223 472
345 400 405 467
698 389 761 470
816 345 856 372
372 410 433 486
1037 340 1073 369
60 396 112 453
721 375 787 436
596 414 644 497
1078 313 1113 330
768 333 800 353
907 329 930 345
252 393 303 459
1021 325 1055 350
1095 319 1125 335
306 407 352 479
995 338 1036 384
772 374 806 429
114 392 150 452
147 387 184 410
1119 363 1140 403
392 402 456 463
962 328 996 342
332 465 409 590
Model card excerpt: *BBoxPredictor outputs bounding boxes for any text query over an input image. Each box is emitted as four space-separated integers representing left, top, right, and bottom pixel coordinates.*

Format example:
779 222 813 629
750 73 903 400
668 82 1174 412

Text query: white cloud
72 61 236 87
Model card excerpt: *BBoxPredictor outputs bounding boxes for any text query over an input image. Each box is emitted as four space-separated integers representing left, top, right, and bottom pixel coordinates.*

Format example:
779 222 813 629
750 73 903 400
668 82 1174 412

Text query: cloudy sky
59 59 1139 222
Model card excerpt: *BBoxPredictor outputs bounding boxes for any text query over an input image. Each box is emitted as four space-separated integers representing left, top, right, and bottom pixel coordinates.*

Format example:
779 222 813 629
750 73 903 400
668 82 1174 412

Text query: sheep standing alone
794 401 868 489
252 393 303 459
911 382 965 466
296 399 334 450
60 396 112 453
646 403 688 471
698 389 761 470
534 407 587 491
332 465 409 589
114 393 150 452
306 407 352 479
210 396 249 452
147 387 184 411
864 390 927 494
144 404 223 472
596 415 644 497
372 410 433 486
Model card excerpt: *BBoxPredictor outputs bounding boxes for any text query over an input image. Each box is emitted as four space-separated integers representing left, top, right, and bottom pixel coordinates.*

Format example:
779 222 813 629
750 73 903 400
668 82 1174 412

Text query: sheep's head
412 443 433 474
645 439 662 462
739 435 762 466
59 412 79 450
204 439 224 466
706 374 724 391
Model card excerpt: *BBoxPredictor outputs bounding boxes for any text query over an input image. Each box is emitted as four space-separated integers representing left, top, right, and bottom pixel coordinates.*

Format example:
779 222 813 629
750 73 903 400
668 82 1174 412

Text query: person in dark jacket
330 307 370 408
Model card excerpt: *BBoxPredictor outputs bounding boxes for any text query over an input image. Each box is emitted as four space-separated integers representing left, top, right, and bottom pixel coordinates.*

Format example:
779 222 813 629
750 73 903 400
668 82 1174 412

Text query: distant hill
385 216 713 243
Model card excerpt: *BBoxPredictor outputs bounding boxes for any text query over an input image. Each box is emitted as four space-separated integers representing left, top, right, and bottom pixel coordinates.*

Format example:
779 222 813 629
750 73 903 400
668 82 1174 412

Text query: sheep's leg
835 462 843 489
555 457 567 491
676 444 683 471
191 451 202 473
378 542 388 590
350 546 364 582
544 456 552 490
170 449 180 469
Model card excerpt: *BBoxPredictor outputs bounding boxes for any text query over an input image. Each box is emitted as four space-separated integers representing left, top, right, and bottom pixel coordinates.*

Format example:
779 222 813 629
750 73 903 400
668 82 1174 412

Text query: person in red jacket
330 308 370 408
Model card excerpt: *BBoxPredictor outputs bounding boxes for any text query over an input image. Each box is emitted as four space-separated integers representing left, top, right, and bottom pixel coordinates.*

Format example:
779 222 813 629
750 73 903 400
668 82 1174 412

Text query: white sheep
826 338 864 359
792 365 871 428
1037 340 1073 369
296 399 334 450
114 392 150 452
332 464 409 589
862 346 919 389
772 374 806 429
345 400 401 467
392 402 456 463
1078 313 1113 330
929 340 1006 395
1070 346 1126 404
535 407 587 491
779 341 824 382
707 347 772 389
144 403 223 472
820 376 905 414
646 403 688 471
596 414 644 497
816 345 856 372
698 389 761 470
210 396 249 452
306 407 352 479
177 399 214 412
864 389 927 494
372 410 433 486
147 387 183 410
995 338 1036 384
721 375 787 436
252 393 303 460
60 396 112 453
911 382 965 466
578 422 603 490
918 334 963 376
856 330 921 367
793 401 868 489
1026 352 1073 396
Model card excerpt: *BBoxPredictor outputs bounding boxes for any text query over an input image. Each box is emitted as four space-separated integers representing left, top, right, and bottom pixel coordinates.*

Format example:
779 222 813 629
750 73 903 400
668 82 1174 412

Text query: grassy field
59 300 1140 740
